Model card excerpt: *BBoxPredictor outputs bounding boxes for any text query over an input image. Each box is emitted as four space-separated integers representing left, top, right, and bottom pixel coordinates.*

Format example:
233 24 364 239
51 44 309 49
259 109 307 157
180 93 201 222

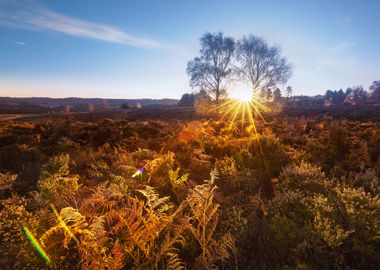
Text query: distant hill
0 97 178 107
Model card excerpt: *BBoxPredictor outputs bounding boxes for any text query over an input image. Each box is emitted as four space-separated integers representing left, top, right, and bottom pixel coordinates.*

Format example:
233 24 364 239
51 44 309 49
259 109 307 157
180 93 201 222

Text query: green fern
169 167 189 188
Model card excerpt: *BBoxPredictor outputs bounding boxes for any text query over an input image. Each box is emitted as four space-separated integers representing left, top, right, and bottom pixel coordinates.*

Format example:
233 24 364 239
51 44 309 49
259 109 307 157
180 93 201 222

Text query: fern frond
80 182 120 215
137 185 173 213
89 216 107 243
169 167 189 187
40 225 67 250
166 252 186 270
107 240 125 270
157 216 189 262
186 173 224 268
213 232 237 262
41 207 87 250
60 207 87 228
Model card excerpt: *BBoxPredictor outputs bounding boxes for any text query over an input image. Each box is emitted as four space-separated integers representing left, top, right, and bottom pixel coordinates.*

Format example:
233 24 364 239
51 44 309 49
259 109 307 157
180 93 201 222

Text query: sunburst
213 93 270 131
209 90 270 159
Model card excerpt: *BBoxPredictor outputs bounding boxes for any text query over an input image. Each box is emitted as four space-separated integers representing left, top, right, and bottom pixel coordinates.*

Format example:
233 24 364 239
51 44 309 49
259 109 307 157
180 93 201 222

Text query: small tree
369 80 380 102
325 89 346 105
345 86 368 104
236 35 292 99
273 88 282 102
178 93 196 107
265 88 273 101
285 86 293 98
187 32 235 104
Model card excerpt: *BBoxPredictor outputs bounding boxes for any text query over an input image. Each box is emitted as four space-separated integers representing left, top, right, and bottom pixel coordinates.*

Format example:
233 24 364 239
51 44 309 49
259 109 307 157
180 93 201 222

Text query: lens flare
132 167 144 178
51 204 78 243
23 226 51 265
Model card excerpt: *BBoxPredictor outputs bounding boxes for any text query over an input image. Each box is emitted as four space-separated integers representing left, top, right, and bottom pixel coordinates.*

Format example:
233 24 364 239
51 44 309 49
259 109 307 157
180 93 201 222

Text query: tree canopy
236 35 292 97
187 32 235 104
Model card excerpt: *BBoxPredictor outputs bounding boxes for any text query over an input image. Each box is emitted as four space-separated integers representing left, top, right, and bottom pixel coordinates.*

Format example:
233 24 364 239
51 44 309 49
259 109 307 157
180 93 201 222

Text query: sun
230 88 252 102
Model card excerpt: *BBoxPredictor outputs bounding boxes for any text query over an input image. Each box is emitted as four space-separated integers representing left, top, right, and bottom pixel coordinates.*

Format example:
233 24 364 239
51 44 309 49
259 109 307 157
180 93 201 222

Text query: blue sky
0 0 379 98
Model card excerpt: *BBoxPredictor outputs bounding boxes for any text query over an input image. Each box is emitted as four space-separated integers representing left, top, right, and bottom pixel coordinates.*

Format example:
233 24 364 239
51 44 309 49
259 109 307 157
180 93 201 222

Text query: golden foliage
187 172 237 269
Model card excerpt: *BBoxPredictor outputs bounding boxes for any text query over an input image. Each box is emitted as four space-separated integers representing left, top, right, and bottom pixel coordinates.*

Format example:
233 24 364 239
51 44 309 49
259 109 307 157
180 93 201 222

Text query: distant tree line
324 81 380 106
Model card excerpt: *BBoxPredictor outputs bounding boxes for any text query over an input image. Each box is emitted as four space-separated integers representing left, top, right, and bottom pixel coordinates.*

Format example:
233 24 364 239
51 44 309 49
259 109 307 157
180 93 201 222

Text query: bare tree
187 32 235 104
236 35 292 98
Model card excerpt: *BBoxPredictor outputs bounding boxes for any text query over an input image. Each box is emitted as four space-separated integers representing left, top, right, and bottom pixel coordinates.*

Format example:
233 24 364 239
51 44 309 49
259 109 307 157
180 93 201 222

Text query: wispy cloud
0 0 187 55
12 40 26 46
326 41 355 52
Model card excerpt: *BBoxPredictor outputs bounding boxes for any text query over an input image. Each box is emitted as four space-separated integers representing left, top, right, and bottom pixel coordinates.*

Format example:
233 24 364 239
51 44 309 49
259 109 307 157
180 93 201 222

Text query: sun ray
221 100 239 121
241 101 246 128
228 101 243 128
211 99 236 112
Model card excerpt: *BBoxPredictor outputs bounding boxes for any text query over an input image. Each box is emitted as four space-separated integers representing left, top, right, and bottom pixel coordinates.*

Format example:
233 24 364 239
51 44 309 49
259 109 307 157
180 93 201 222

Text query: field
0 104 379 269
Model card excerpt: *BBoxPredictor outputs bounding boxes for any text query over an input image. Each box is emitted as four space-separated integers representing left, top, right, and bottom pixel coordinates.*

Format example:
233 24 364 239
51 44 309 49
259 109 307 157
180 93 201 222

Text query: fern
40 225 67 251
106 185 189 269
169 167 189 188
212 232 238 269
166 252 186 270
40 206 112 269
186 171 220 267
157 214 189 267
89 216 107 243
40 207 87 249
107 240 125 270
186 172 238 269
137 185 174 214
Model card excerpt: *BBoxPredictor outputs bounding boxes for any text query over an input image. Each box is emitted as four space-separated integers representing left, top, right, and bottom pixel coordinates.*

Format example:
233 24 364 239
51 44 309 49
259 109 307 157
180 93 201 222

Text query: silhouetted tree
273 88 282 102
336 89 345 104
187 32 235 104
369 80 380 101
236 35 292 98
325 89 345 105
344 86 367 105
265 88 273 101
285 86 293 98
178 93 196 107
